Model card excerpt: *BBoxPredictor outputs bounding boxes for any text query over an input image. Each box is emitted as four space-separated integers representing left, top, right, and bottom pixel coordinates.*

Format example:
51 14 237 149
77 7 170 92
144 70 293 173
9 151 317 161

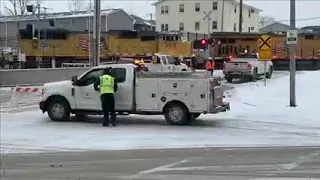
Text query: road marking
279 151 320 171
137 159 189 175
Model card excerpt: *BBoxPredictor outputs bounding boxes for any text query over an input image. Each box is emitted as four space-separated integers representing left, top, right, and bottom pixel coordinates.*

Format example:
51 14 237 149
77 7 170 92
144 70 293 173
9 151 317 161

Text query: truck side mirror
71 75 78 85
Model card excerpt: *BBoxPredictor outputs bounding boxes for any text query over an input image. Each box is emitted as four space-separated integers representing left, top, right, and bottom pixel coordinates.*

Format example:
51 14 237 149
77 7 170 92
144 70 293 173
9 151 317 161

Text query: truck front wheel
47 98 70 121
164 102 189 125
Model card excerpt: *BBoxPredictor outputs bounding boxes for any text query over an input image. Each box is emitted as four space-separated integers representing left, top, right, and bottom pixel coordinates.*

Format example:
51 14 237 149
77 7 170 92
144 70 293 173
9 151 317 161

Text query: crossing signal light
201 39 207 45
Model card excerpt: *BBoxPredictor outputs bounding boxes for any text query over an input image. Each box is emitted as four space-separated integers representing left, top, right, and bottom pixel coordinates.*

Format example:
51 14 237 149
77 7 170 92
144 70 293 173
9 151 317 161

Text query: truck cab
40 64 230 125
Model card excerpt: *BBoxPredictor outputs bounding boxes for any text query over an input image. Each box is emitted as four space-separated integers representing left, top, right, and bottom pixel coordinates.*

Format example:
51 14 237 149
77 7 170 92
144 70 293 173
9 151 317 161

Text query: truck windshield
236 54 257 58
167 56 176 64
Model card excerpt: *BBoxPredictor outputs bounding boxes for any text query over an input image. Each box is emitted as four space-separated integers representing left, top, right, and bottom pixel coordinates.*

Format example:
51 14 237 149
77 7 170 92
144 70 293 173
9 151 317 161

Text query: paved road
1 146 319 180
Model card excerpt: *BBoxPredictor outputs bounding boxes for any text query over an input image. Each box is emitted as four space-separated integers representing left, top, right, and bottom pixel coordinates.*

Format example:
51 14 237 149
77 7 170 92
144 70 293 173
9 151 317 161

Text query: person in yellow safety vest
94 68 118 127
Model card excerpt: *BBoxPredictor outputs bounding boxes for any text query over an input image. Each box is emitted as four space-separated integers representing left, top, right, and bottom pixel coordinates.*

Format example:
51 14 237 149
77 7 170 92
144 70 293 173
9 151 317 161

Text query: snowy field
1 70 319 154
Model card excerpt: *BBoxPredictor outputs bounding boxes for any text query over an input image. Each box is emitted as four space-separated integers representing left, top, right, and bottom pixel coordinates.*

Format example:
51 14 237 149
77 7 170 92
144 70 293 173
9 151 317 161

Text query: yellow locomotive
17 29 192 65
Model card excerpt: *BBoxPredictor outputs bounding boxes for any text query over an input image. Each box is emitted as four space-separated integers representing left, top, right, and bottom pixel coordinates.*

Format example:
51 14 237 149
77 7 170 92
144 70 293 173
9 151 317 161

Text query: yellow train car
210 32 320 59
17 29 192 62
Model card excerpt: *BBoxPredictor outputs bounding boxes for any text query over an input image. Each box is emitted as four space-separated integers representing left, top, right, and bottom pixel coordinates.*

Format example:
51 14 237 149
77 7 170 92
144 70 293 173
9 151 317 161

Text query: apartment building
153 0 261 34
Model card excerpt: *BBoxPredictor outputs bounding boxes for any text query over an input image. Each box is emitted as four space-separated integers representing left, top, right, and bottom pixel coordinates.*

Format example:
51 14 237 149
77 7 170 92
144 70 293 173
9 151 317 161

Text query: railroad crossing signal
203 10 212 22
201 39 207 45
258 35 272 61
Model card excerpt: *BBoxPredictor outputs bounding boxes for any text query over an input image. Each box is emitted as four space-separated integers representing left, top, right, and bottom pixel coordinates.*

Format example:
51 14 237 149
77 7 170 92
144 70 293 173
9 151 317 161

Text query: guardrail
0 67 90 87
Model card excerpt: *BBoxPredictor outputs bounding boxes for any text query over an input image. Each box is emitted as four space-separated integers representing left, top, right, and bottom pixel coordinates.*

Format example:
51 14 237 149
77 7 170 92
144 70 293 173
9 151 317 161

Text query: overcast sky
1 0 320 27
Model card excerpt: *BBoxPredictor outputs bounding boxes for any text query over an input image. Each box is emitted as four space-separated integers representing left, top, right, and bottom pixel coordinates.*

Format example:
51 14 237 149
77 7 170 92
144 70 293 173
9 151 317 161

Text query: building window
179 4 184 12
179 22 184 31
248 11 251 18
234 23 237 31
165 5 169 14
213 2 218 10
212 21 217 29
195 21 200 31
248 27 251 32
250 27 254 31
161 5 169 14
71 19 75 25
195 3 200 12
161 24 169 31
234 6 237 13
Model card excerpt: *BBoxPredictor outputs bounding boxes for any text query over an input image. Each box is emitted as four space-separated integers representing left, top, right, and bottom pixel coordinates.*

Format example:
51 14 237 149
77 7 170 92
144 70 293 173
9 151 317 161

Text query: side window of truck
79 69 104 86
111 68 126 83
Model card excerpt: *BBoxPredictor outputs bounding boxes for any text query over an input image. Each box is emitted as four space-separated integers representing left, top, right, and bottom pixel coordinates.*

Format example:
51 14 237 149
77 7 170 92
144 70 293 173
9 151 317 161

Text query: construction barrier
1 86 42 113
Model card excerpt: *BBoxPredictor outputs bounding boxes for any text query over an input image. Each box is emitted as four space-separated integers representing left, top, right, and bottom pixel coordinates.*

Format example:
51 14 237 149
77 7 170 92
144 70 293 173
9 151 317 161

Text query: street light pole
37 4 41 68
289 0 296 107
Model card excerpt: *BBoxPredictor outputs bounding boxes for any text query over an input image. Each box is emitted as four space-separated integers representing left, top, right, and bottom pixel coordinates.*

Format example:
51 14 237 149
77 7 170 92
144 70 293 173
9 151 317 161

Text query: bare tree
68 0 85 12
259 15 276 28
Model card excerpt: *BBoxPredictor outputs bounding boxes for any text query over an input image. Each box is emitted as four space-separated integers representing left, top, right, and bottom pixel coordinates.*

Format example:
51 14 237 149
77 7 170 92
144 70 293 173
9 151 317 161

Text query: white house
152 0 262 34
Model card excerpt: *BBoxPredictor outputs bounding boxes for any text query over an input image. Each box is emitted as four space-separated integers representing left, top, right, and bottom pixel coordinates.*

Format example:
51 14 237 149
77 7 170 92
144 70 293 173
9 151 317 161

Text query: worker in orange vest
206 57 215 76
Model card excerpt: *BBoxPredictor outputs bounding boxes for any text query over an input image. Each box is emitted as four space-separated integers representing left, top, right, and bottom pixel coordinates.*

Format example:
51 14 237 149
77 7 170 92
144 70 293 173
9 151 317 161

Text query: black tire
251 68 258 82
47 98 70 121
164 102 189 125
225 76 233 83
181 69 187 71
266 66 273 79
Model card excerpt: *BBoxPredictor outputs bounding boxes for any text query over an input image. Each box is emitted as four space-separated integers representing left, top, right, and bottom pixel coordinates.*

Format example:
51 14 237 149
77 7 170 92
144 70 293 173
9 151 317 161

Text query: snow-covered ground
1 71 319 154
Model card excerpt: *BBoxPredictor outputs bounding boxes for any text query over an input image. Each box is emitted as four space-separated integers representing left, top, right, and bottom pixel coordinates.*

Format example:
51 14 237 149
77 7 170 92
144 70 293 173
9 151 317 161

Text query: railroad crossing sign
203 10 212 22
257 35 272 61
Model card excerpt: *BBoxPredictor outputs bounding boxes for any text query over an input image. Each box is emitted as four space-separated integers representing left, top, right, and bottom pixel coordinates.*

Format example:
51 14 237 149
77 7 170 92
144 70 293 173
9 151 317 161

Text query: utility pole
37 3 41 68
203 10 212 58
93 0 101 66
149 13 153 30
289 0 296 107
88 0 92 66
221 0 225 32
239 0 243 33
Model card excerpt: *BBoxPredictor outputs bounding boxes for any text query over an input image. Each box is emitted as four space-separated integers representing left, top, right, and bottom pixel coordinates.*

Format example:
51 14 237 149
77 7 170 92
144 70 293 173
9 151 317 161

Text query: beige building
153 0 261 34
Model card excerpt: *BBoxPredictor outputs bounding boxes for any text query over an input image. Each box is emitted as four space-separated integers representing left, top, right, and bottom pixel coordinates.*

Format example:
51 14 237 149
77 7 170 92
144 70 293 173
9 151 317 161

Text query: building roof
0 9 123 23
300 25 320 31
152 0 262 11
130 14 155 27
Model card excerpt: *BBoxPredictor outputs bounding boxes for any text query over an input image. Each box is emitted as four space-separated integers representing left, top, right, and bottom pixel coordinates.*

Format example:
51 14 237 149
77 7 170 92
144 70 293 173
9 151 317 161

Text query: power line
276 16 320 22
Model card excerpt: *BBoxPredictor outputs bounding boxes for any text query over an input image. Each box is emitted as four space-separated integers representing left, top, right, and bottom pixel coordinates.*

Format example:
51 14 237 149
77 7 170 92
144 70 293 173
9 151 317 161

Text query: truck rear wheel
164 102 189 125
47 98 70 121
251 68 258 82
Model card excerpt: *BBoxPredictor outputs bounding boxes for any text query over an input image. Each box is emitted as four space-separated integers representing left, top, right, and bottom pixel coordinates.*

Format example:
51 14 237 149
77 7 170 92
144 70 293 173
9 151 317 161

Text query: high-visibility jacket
206 61 213 70
99 74 115 94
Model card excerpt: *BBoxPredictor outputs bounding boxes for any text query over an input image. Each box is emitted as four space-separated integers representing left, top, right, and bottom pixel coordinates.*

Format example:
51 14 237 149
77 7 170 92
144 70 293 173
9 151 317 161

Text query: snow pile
220 71 320 126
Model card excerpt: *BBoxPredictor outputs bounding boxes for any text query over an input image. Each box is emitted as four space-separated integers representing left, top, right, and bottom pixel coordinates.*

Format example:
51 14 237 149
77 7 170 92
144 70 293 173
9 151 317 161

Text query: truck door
74 68 103 110
111 67 133 111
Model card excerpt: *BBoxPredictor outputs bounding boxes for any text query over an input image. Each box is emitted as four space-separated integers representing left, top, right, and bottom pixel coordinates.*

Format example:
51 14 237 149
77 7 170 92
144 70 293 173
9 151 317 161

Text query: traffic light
201 39 207 45
193 39 207 49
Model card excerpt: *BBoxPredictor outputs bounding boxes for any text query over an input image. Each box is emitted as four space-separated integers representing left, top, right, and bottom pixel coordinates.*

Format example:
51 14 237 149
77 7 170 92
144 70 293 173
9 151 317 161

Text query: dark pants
207 69 213 76
101 93 116 126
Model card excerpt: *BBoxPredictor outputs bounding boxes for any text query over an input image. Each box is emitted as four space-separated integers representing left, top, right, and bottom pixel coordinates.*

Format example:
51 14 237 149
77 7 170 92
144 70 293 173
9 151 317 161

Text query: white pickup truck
144 53 191 72
39 64 230 125
223 53 273 83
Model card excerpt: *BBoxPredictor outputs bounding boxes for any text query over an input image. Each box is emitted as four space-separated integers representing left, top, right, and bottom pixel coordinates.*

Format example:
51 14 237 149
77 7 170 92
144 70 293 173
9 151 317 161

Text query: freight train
17 28 192 68
209 32 320 70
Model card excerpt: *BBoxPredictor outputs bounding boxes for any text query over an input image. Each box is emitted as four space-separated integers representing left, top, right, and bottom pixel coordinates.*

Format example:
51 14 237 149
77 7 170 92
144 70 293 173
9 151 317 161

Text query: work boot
102 123 109 127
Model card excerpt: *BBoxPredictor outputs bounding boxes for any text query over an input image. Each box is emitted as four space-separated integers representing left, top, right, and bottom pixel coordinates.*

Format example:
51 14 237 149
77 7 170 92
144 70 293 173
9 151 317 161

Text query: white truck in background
39 64 230 125
144 53 191 72
223 53 273 83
